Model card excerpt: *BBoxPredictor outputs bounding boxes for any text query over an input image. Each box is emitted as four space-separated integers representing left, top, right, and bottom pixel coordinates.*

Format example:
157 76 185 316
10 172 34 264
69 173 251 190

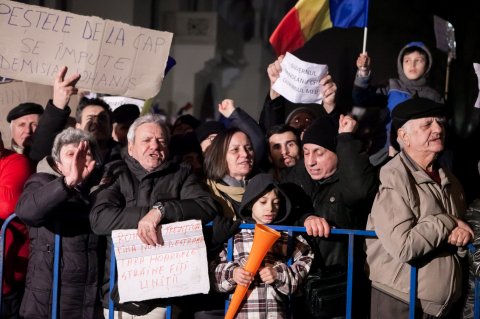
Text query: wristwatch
152 202 165 219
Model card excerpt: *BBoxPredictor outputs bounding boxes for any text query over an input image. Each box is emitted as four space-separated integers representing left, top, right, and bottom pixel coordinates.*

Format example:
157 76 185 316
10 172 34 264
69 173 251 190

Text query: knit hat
302 116 337 153
391 98 445 130
112 104 140 124
285 107 317 126
195 121 225 143
173 114 201 130
170 131 202 157
7 102 44 123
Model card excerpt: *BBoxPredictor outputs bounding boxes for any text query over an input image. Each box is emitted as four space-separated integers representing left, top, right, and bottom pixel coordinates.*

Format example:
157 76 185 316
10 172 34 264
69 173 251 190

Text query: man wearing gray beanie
284 114 378 318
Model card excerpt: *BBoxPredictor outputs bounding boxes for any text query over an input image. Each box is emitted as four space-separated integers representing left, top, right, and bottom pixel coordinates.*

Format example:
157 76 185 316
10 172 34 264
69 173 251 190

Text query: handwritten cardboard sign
0 0 173 99
272 52 328 104
112 220 209 303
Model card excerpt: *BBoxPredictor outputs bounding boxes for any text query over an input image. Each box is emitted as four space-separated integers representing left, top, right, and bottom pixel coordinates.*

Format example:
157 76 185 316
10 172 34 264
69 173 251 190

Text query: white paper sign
101 96 144 111
272 52 328 104
112 220 209 303
474 63 480 109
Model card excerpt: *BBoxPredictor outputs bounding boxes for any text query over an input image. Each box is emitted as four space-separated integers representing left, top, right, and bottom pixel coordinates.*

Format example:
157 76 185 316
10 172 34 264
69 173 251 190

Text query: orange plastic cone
224 224 281 319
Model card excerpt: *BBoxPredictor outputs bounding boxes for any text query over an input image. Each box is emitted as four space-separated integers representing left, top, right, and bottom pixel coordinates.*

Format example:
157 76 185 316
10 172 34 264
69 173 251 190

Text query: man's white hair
396 120 413 149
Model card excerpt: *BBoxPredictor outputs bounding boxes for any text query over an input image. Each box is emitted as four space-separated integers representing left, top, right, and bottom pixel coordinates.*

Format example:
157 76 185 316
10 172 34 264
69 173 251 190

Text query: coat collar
124 154 173 180
399 151 451 188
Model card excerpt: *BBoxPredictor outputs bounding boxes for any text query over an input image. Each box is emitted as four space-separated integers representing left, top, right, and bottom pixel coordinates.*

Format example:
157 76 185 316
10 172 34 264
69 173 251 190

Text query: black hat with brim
7 102 44 123
391 98 445 131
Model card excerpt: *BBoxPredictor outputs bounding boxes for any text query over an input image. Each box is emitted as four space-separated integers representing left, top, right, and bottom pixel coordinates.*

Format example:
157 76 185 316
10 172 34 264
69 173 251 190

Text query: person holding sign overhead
259 53 338 137
90 114 218 318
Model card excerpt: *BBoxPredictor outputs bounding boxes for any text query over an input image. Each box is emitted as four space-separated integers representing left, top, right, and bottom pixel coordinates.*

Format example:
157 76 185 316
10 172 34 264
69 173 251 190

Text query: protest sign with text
101 96 144 111
272 52 328 104
0 0 173 99
112 220 209 303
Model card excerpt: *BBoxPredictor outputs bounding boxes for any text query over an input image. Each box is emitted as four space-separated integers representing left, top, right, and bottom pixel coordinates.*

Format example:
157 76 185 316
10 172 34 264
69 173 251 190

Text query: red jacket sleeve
0 151 32 218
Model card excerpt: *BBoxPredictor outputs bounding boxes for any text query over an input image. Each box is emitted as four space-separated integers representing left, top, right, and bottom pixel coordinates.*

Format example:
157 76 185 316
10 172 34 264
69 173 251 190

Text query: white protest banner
101 96 144 112
112 220 209 303
0 0 173 99
272 52 328 104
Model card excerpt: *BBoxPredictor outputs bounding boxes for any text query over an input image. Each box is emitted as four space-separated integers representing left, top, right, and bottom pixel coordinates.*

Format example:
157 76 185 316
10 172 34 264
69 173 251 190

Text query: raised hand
338 114 358 134
356 52 371 77
267 55 284 99
218 99 236 118
53 66 81 109
64 140 96 187
321 74 337 113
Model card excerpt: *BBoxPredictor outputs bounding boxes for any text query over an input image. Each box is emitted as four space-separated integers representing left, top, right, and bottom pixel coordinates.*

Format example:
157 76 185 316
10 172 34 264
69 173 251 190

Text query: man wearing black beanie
284 114 378 318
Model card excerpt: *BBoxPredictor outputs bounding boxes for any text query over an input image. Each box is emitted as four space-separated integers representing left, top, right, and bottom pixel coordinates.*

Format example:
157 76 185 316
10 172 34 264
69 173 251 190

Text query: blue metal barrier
0 216 478 319
0 213 17 316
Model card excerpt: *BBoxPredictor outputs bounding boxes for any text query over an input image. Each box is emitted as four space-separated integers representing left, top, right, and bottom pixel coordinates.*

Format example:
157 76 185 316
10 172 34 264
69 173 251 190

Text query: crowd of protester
0 41 479 319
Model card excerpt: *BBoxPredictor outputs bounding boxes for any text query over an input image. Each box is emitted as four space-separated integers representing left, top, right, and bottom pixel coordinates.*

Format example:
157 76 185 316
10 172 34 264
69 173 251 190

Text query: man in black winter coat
90 114 219 318
284 114 378 318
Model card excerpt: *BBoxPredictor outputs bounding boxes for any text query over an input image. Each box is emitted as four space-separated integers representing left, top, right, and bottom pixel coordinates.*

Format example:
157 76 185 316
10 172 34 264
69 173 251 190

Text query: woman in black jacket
15 127 99 319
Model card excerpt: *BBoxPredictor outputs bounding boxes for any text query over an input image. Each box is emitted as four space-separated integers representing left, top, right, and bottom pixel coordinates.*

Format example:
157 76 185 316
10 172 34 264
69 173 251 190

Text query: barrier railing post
224 236 234 314
52 233 61 319
346 234 354 319
409 265 417 319
0 214 17 316
109 240 116 319
287 229 294 319
475 276 480 319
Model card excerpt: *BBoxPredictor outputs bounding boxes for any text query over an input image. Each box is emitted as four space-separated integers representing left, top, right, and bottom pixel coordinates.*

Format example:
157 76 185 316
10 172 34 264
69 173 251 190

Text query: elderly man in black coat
90 114 219 318
284 114 378 318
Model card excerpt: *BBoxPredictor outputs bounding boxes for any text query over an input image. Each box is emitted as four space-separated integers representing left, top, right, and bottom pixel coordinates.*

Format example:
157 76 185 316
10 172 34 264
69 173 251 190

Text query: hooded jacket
353 42 444 165
211 174 313 319
354 41 443 109
15 156 99 319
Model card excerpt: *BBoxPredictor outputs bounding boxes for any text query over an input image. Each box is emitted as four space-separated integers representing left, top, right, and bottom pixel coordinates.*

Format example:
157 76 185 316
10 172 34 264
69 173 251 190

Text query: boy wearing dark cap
195 120 225 153
111 104 140 146
6 102 43 154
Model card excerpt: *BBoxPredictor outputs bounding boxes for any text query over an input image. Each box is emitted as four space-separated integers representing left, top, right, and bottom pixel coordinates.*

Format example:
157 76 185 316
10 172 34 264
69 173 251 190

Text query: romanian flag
269 0 369 56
